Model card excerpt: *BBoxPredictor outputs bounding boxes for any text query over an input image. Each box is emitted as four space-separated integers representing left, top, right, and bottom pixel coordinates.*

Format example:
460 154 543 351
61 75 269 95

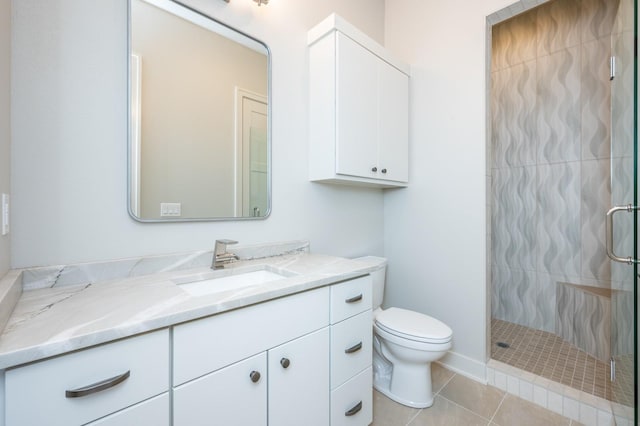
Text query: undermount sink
173 266 290 297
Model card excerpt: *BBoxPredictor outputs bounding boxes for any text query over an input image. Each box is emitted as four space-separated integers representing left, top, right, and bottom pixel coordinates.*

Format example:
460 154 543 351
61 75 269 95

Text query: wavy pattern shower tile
537 272 560 332
492 266 538 328
536 47 581 164
537 0 581 56
492 11 537 71
492 166 537 271
610 155 634 293
537 162 581 276
611 289 634 356
581 37 611 160
613 0 633 34
574 288 610 361
492 61 537 168
555 280 574 336
580 0 619 42
581 159 611 282
611 31 634 159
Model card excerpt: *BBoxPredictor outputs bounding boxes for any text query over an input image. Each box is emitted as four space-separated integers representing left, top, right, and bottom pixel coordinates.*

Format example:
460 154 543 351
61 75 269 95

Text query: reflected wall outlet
1 193 9 236
160 202 181 217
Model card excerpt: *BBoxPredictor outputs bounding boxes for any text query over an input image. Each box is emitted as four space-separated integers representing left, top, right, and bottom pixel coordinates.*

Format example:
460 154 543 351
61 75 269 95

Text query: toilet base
372 350 435 409
373 377 434 409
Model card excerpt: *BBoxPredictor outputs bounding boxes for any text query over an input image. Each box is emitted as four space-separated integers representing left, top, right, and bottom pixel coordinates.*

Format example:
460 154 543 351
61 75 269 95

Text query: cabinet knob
371 167 378 172
280 358 291 369
381 168 387 174
249 370 261 383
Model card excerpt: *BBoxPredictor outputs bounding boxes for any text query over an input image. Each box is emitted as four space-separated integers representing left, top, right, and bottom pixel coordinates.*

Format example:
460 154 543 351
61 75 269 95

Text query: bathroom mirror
128 0 271 221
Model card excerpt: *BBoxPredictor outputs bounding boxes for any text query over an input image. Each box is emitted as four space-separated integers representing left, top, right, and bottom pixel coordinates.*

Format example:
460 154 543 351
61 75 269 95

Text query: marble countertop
0 251 376 370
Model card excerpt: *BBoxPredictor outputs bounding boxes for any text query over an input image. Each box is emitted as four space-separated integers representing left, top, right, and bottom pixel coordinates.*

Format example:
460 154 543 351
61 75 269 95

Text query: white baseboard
438 350 487 384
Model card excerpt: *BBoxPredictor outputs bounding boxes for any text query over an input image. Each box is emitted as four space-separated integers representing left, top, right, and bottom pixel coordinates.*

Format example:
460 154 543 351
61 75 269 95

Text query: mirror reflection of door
236 89 268 217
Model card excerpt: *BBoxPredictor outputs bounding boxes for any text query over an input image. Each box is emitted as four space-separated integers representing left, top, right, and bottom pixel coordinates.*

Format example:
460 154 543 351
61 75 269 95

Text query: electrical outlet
1 193 9 236
160 202 181 217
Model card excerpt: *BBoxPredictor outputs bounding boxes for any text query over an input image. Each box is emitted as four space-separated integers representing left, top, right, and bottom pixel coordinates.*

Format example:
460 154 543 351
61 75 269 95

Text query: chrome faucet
212 239 239 269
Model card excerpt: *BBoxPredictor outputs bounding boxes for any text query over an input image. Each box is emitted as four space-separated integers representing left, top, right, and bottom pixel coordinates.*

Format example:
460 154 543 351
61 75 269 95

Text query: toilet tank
352 256 387 310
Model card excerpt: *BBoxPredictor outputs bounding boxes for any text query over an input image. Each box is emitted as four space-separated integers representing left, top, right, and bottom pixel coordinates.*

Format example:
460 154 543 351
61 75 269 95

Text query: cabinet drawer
5 329 169 426
330 275 372 324
331 310 372 389
87 393 169 426
331 367 373 426
173 287 329 385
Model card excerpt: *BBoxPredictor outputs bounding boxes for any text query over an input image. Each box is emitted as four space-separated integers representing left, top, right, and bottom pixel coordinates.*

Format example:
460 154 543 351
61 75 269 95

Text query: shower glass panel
609 0 637 421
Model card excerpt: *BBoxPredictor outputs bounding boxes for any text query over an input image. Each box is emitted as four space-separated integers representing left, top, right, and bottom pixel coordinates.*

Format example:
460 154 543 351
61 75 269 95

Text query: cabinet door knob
371 167 378 172
345 401 363 417
381 168 387 174
249 370 261 383
280 358 290 369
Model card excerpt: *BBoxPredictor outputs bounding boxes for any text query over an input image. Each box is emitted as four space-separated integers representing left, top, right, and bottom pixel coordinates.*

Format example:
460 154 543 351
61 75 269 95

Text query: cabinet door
173 352 267 426
268 327 330 426
335 33 378 179
377 59 409 183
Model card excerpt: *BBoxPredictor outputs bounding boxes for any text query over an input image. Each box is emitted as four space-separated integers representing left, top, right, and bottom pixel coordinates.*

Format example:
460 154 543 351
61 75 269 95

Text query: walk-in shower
488 0 636 422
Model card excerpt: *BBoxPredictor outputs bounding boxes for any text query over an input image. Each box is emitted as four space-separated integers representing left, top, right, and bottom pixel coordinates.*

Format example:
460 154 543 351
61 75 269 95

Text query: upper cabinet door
377 59 409 183
308 14 410 188
335 33 379 179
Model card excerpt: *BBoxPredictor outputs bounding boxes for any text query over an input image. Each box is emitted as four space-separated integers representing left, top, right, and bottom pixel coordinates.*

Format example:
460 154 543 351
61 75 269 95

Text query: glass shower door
609 0 637 422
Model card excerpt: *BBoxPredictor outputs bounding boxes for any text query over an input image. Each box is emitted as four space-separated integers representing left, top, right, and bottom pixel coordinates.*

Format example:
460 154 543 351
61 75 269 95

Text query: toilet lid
375 307 452 343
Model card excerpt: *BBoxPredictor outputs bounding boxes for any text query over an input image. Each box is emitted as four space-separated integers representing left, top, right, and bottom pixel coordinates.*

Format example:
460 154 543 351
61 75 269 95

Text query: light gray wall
383 0 514 380
0 0 10 278
11 0 386 268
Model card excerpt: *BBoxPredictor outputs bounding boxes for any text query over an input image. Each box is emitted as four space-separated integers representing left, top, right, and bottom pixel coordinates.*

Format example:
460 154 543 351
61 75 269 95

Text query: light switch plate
1 193 9 236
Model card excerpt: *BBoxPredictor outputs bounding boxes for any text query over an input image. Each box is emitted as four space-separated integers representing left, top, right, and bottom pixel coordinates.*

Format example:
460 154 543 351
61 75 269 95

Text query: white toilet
355 256 453 409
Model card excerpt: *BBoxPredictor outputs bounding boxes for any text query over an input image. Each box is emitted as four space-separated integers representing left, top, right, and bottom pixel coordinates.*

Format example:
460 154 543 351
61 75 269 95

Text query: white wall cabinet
309 14 409 188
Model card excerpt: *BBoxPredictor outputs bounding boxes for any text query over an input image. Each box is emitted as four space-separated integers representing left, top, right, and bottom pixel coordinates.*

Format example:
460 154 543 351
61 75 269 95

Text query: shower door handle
605 204 639 265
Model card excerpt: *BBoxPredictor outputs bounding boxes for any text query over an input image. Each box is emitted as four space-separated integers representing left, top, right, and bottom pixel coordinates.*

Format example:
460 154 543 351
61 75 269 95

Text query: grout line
437 393 495 423
488 392 508 424
405 408 422 426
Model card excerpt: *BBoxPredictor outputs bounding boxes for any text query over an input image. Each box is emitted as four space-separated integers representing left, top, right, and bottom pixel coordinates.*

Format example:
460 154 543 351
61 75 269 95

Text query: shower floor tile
491 319 632 405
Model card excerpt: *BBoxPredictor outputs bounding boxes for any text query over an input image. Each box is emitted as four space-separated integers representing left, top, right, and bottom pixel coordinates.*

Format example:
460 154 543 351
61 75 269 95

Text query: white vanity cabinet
172 286 331 426
4 329 169 426
308 14 409 188
329 275 373 426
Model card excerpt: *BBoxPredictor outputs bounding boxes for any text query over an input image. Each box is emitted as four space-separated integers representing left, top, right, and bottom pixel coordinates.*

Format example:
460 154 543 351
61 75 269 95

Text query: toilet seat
375 307 452 344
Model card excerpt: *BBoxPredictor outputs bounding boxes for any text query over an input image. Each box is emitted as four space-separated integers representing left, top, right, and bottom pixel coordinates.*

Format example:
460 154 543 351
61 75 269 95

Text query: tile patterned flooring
372 363 581 425
491 319 611 400
491 319 634 408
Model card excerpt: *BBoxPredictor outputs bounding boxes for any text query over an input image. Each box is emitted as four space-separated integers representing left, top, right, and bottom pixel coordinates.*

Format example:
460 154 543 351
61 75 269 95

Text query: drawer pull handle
345 401 363 417
345 342 363 354
345 294 363 304
250 370 261 383
65 370 130 398
280 358 291 368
